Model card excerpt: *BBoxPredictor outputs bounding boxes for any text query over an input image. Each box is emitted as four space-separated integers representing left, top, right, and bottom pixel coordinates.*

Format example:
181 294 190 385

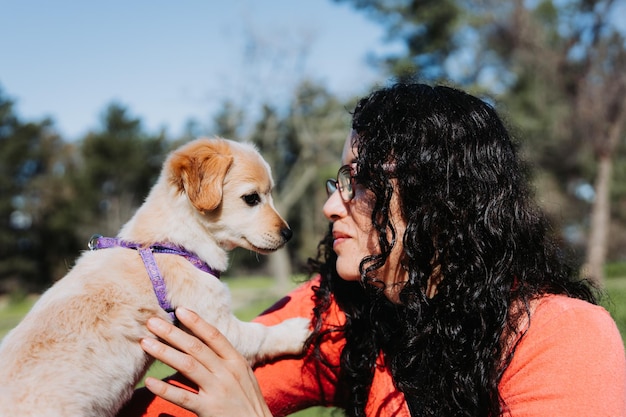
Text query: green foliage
603 275 626 344
2 0 624 293
335 0 462 81
0 296 36 339
0 74 357 290
213 100 246 139
0 95 178 292
611 139 626 225
217 80 351 276
0 88 83 292
0 2 624 412
606 262 626 279
76 103 170 236
338 0 626 267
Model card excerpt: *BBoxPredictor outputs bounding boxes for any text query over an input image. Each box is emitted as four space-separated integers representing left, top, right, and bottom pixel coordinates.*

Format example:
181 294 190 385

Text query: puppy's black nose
281 228 293 242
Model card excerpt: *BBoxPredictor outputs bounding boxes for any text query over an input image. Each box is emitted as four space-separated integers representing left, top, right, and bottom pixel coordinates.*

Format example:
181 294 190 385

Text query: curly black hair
307 83 596 417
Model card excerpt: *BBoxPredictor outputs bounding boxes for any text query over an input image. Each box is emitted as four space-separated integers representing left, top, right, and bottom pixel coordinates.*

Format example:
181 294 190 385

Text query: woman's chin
335 263 360 282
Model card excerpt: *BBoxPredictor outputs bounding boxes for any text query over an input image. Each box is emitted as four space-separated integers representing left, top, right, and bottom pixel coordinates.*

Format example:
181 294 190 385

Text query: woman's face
323 132 408 302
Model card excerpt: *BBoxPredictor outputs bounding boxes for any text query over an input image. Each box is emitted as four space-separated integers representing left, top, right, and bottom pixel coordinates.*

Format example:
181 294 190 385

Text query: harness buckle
88 234 103 251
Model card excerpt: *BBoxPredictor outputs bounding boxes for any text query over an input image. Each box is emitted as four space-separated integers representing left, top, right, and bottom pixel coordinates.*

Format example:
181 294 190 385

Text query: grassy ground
602 275 626 342
2 273 625 417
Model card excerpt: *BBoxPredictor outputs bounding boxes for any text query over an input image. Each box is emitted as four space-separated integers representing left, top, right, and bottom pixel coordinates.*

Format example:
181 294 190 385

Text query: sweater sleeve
117 276 345 417
253 277 345 416
499 295 626 417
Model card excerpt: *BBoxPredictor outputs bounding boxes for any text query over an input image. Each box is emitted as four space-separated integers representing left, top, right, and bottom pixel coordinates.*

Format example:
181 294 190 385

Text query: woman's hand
141 307 273 417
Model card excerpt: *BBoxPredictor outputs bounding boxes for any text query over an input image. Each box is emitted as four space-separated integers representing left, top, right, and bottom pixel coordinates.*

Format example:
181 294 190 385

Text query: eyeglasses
326 165 354 202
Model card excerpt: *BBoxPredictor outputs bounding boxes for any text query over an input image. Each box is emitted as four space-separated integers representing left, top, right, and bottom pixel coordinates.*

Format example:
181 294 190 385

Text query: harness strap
137 247 175 320
88 234 220 322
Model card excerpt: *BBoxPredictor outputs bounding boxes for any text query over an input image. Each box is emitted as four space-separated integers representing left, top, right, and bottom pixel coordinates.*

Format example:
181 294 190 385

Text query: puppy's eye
243 193 261 206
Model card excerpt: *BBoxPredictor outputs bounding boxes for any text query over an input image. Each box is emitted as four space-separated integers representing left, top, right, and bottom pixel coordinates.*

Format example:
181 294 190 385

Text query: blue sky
1 0 394 140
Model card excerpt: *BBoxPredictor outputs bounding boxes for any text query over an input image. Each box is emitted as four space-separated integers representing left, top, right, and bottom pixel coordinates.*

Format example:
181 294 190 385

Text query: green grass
0 295 37 340
602 276 626 343
2 272 625 417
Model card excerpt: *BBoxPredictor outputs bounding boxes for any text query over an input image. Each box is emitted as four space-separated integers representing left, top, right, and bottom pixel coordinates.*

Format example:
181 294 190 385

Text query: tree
211 81 351 288
205 19 357 286
0 88 81 292
483 0 626 285
337 0 626 285
252 80 352 288
334 0 463 81
75 103 170 239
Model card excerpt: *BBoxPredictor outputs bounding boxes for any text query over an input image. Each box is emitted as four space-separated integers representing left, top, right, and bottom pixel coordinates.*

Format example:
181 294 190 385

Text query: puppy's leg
220 316 311 365
169 271 310 365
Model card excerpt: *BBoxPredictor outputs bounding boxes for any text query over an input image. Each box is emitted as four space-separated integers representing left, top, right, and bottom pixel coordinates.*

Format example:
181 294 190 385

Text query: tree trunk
584 154 612 286
584 99 626 286
267 165 318 289
268 249 292 293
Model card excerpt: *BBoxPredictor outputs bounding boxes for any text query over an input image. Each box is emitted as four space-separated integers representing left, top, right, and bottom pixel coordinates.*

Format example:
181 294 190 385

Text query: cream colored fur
0 138 310 417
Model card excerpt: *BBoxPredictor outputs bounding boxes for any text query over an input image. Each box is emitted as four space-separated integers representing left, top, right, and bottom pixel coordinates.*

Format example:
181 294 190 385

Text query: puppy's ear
169 140 234 212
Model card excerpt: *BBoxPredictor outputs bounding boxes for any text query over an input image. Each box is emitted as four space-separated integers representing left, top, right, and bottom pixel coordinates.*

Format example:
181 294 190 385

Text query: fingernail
147 317 164 330
141 338 156 350
176 307 190 319
144 377 157 389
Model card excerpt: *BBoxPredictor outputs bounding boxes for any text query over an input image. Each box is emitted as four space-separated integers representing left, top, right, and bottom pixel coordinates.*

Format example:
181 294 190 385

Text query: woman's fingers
171 309 270 413
141 307 244 381
175 307 244 362
141 312 222 391
142 375 200 411
140 308 272 417
140 330 209 386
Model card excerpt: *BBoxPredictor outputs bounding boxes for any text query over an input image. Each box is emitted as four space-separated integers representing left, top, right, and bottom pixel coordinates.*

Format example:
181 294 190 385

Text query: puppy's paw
275 317 311 354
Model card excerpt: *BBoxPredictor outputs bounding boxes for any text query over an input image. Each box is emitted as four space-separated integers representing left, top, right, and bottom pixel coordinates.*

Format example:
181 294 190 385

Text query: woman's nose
323 189 347 221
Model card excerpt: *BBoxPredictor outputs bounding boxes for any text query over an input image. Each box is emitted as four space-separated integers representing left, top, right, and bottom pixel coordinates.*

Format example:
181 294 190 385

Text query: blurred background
1 0 625 296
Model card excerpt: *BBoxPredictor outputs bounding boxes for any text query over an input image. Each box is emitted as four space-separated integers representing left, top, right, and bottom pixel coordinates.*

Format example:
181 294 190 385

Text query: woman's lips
332 231 350 249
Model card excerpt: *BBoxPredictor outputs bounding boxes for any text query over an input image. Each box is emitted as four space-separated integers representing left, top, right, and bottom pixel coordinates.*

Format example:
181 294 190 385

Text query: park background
1 1 626 416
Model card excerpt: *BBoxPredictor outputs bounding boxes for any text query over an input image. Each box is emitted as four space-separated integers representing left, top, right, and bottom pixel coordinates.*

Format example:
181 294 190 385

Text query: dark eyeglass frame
326 164 354 202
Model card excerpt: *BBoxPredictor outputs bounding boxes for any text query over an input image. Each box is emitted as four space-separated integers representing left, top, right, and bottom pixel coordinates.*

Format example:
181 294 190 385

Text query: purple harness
88 234 220 321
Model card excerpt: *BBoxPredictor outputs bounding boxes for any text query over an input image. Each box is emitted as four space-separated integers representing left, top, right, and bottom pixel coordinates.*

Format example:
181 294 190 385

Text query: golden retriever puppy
0 138 310 417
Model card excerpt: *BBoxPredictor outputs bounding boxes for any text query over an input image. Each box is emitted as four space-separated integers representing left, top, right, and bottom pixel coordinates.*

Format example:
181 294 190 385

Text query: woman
120 83 626 416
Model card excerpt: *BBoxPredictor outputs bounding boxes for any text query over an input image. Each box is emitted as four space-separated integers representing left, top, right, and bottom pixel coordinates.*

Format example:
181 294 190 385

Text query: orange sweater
119 278 626 417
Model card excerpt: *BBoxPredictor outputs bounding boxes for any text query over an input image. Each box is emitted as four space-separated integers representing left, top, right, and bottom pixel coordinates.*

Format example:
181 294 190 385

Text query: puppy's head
168 137 291 253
